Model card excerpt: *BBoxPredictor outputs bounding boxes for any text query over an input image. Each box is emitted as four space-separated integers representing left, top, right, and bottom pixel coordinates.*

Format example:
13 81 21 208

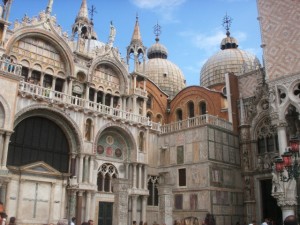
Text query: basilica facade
0 0 299 225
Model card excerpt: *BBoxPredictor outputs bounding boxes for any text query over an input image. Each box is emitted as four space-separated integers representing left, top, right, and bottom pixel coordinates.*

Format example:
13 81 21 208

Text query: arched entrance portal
95 126 135 225
8 116 70 172
260 179 282 225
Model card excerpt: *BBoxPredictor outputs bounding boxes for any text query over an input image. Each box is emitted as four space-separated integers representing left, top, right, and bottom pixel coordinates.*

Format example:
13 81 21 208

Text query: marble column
0 131 4 167
132 163 137 189
78 155 84 183
102 93 106 106
143 165 148 190
68 78 73 96
125 163 129 179
131 195 138 224
138 164 142 189
277 123 288 155
112 179 130 225
89 156 94 184
76 191 83 225
16 179 24 220
1 24 7 46
68 190 77 220
142 196 147 223
86 192 91 221
133 96 137 115
2 132 11 169
61 183 67 219
48 182 56 223
157 184 173 225
83 156 89 183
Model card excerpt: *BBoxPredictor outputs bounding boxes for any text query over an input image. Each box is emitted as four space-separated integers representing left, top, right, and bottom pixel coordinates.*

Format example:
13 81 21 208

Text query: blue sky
9 0 262 86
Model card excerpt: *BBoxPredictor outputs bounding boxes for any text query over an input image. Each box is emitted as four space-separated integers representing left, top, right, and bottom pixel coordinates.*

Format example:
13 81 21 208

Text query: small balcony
0 59 22 76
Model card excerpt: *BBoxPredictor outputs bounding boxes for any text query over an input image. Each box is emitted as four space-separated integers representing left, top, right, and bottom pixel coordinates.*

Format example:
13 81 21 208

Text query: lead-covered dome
200 31 261 88
145 38 186 98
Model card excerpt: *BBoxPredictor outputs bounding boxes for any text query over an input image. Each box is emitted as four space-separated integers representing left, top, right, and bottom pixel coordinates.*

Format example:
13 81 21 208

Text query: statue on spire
108 21 116 46
46 0 54 14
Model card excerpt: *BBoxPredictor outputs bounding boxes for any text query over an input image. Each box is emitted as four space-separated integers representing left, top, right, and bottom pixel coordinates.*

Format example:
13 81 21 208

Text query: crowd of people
0 202 298 225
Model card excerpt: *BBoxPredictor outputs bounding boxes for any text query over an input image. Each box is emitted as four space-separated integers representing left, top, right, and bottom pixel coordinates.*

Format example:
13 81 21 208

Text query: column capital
131 194 139 200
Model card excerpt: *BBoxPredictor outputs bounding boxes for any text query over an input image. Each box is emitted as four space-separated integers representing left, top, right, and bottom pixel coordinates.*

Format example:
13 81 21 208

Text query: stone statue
108 21 116 46
46 0 54 14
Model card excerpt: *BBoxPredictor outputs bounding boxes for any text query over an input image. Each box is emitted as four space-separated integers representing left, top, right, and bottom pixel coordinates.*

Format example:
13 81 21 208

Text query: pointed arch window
256 117 278 154
97 163 118 192
147 176 159 206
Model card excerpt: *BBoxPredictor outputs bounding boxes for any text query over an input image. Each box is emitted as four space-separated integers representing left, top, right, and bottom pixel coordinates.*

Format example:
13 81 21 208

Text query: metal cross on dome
222 13 232 35
89 5 97 21
154 22 161 41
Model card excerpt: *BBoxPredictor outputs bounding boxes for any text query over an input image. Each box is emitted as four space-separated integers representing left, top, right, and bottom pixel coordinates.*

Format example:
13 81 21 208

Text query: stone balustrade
17 82 231 133
160 114 233 133
0 59 22 76
18 81 159 129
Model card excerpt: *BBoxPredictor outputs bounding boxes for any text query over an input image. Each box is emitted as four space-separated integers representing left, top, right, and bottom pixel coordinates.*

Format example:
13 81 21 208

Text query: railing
0 59 22 76
18 81 233 133
160 114 233 134
131 88 147 97
19 81 153 128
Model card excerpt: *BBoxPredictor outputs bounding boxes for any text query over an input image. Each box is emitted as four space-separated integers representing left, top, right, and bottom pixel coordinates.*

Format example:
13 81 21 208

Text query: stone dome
147 40 168 59
200 32 261 88
145 38 186 99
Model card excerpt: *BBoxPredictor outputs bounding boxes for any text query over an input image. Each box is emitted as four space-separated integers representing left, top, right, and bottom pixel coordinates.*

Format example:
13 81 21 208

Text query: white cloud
180 28 248 54
130 0 186 22
130 0 186 10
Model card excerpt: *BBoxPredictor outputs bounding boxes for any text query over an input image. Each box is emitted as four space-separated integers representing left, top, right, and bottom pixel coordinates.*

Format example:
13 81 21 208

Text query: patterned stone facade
0 1 298 225
257 0 300 81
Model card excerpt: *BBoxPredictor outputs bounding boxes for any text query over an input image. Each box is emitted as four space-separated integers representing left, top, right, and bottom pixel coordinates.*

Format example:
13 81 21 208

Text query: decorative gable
19 161 63 177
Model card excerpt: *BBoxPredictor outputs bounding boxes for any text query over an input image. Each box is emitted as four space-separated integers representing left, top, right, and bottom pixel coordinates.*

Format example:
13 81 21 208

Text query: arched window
256 117 278 154
200 102 207 115
21 67 29 80
147 176 159 206
43 74 52 88
55 78 64 92
85 118 93 141
0 103 4 128
31 70 41 85
146 112 152 121
187 101 194 118
97 163 118 192
7 116 70 173
176 109 183 121
139 132 144 151
147 95 152 109
157 114 163 124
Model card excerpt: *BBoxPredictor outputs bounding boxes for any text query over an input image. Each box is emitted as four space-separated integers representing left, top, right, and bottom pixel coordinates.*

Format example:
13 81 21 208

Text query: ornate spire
72 0 98 40
76 0 89 23
130 15 143 45
126 14 147 72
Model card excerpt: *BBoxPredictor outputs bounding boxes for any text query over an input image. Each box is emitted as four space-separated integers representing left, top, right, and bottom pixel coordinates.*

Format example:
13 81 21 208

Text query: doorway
260 179 282 225
98 202 113 225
